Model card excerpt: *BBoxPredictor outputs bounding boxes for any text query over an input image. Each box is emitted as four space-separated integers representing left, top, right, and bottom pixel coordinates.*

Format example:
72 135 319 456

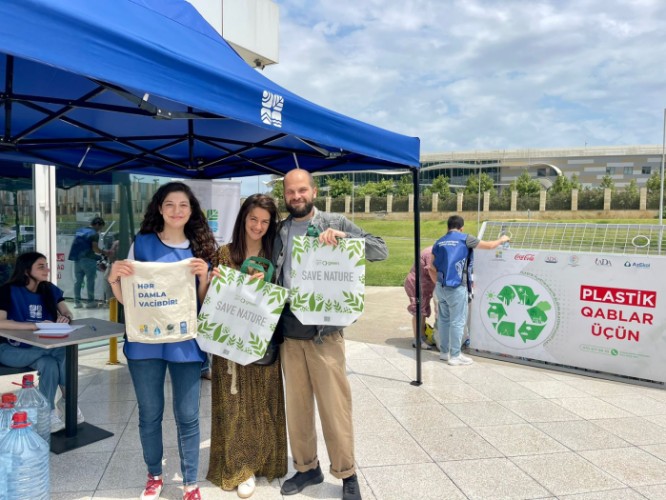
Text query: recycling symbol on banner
486 284 553 344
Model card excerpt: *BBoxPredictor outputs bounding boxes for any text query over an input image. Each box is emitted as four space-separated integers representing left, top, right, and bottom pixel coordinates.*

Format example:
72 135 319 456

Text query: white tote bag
196 259 288 366
121 259 198 343
289 236 365 327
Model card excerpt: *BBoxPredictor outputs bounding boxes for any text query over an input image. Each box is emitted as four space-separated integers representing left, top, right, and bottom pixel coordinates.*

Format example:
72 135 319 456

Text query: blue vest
123 233 205 363
433 231 471 288
3 284 63 348
68 227 96 261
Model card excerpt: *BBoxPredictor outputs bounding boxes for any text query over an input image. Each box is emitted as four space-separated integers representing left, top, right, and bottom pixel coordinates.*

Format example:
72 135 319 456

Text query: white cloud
266 0 666 153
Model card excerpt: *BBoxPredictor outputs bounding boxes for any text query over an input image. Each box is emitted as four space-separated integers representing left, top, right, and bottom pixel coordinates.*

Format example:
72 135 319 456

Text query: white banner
470 249 666 383
182 179 240 246
289 236 365 326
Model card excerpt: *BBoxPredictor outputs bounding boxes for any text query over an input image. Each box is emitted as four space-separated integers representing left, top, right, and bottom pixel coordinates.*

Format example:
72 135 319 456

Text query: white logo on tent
261 90 283 128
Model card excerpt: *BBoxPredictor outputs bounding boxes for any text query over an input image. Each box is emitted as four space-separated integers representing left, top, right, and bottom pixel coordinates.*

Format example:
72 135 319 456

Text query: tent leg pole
410 167 422 386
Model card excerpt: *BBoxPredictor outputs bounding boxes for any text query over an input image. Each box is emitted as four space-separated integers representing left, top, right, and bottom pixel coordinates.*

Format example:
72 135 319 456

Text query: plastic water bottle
0 393 18 438
0 438 8 500
500 230 510 249
0 411 50 500
15 374 50 446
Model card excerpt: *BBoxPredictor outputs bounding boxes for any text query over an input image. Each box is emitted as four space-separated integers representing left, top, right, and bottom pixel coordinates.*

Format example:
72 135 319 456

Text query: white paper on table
33 323 85 335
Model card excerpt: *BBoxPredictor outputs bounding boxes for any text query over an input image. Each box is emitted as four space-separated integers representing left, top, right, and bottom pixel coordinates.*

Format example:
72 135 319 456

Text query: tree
570 173 581 191
357 179 394 197
625 178 639 198
326 176 353 198
646 172 662 194
510 170 540 196
599 174 615 191
465 173 494 195
270 178 284 200
394 175 413 197
425 175 451 197
550 175 573 195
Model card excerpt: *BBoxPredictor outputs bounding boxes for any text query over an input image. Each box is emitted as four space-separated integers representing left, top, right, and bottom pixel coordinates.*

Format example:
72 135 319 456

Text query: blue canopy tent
0 0 427 383
0 0 419 177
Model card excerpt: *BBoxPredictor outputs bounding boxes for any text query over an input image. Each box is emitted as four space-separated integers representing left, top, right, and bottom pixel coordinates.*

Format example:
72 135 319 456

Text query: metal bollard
107 298 121 365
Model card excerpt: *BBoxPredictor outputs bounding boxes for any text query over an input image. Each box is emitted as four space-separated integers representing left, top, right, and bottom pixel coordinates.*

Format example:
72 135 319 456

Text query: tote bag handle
240 256 274 283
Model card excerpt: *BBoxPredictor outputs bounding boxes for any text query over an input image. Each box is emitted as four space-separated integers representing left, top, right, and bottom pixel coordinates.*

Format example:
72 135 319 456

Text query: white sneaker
448 354 474 366
412 340 432 350
439 352 450 361
50 410 65 433
56 397 85 424
237 475 255 498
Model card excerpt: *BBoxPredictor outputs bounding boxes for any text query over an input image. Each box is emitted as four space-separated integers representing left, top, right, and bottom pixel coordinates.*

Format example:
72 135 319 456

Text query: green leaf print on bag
342 291 364 313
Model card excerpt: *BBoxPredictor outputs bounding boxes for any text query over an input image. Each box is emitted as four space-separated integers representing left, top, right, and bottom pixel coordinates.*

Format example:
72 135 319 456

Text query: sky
263 0 666 155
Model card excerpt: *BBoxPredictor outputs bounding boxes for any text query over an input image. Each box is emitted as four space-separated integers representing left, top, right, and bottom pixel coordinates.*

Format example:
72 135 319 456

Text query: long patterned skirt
206 354 288 489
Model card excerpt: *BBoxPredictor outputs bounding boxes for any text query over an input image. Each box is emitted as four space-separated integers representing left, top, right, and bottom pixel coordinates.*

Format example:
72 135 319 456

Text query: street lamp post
659 108 666 227
659 108 665 254
477 160 481 228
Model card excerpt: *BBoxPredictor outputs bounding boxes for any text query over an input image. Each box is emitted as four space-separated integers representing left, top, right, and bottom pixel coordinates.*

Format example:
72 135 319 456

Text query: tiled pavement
2 287 666 499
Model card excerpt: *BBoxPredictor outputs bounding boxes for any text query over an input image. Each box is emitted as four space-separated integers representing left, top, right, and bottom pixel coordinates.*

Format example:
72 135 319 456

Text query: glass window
623 167 633 175
606 166 616 175
55 173 170 310
642 166 652 175
0 164 36 282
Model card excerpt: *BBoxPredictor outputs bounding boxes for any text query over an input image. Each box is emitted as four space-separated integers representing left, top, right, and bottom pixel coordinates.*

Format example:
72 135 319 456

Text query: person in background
429 215 509 366
0 252 83 432
69 216 107 308
206 193 287 498
404 245 435 350
108 182 216 500
273 169 388 500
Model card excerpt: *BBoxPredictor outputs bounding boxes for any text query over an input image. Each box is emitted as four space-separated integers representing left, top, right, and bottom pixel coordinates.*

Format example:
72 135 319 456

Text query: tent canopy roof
0 0 419 180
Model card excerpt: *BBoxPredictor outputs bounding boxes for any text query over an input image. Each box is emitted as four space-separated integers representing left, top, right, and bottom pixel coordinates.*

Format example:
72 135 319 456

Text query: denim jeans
0 344 66 409
127 359 202 485
74 257 98 303
435 283 468 358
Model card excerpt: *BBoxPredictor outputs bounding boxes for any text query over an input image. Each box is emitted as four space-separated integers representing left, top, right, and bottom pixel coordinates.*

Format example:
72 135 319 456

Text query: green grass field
360 218 663 286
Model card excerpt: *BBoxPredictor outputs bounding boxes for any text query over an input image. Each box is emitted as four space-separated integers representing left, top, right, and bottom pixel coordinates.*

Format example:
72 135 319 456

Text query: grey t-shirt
463 234 479 286
466 234 480 249
282 218 311 290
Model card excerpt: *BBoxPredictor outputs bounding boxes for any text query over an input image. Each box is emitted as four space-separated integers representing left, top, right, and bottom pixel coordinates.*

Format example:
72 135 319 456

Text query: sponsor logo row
492 251 651 269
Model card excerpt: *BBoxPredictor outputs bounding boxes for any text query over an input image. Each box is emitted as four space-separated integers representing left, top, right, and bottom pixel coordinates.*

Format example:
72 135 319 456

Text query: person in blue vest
107 182 216 500
68 216 107 309
429 215 510 366
0 251 83 432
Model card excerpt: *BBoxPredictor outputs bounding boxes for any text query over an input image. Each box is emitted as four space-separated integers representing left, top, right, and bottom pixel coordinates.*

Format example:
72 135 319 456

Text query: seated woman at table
0 251 83 433
108 182 216 500
206 193 287 498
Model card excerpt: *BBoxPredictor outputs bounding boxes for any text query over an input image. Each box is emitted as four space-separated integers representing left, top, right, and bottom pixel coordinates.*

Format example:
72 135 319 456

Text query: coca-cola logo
514 254 535 261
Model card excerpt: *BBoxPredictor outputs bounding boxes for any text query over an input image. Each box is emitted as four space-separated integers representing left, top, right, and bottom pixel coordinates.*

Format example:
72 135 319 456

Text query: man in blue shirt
68 216 106 308
430 215 509 366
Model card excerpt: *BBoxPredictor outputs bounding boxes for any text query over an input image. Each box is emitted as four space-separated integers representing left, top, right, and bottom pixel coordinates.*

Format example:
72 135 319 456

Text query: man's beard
286 200 314 218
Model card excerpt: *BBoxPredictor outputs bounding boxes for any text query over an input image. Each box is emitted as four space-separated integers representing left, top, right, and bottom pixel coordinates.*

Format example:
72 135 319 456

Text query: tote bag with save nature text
288 236 365 327
196 257 288 365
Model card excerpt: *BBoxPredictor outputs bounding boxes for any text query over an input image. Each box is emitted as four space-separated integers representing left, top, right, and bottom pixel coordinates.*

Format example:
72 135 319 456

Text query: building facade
420 145 664 191
317 145 664 193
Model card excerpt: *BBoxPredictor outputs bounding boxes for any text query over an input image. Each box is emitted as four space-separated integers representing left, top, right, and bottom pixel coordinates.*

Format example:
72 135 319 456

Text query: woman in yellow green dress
207 193 287 498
